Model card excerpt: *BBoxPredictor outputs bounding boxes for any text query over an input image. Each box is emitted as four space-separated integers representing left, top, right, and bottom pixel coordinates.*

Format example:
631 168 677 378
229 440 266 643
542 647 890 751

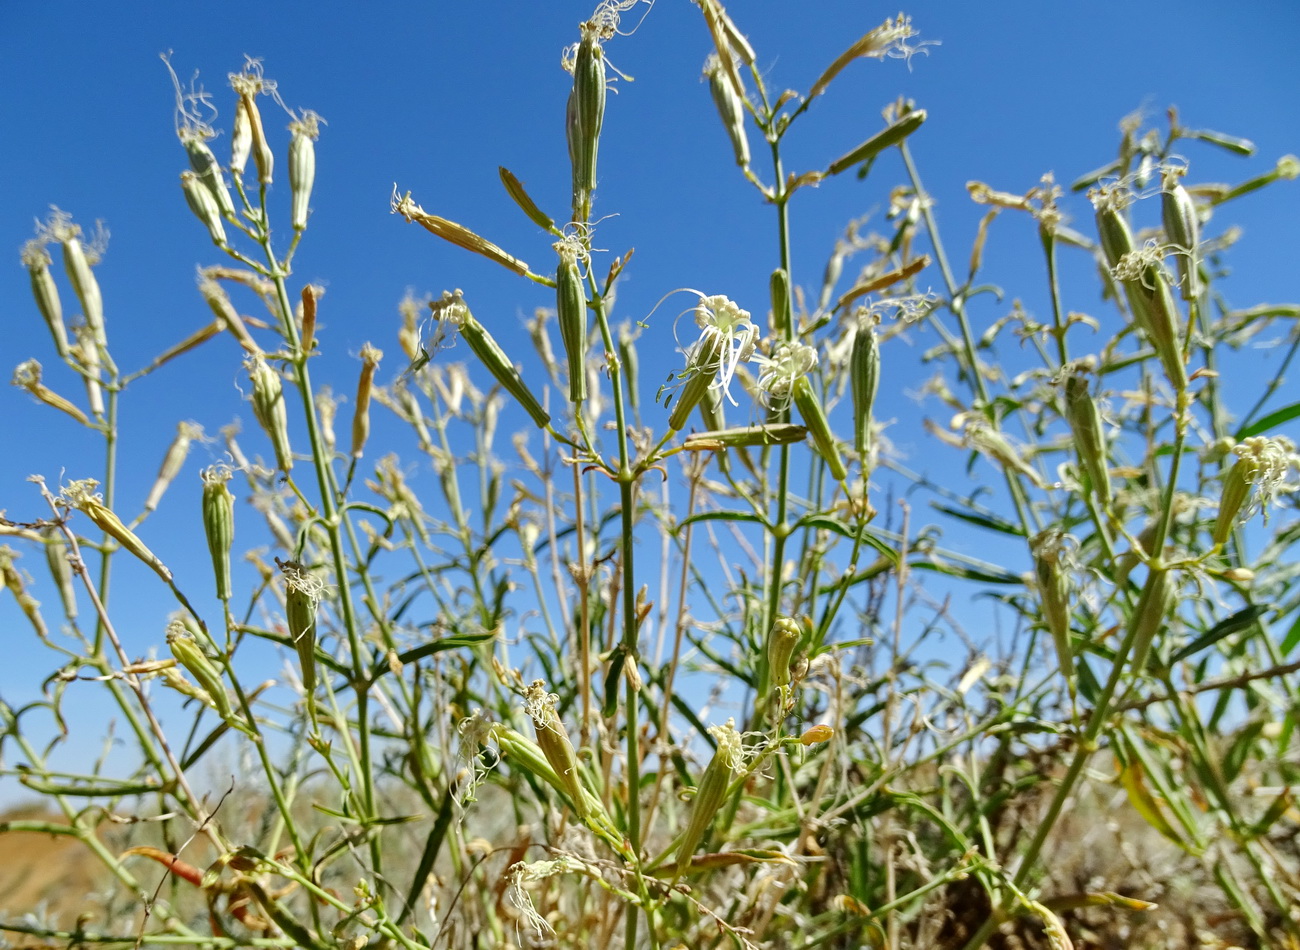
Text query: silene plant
3 2 1300 948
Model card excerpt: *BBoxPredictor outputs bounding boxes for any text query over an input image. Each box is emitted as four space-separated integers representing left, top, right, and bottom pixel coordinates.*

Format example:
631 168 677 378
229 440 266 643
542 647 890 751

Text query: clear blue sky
1 2 1297 793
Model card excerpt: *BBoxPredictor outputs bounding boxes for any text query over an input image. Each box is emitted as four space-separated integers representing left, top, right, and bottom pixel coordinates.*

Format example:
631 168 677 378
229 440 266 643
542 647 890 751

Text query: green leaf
678 510 771 531
1281 611 1300 656
1168 604 1269 664
1236 401 1300 440
929 502 1025 536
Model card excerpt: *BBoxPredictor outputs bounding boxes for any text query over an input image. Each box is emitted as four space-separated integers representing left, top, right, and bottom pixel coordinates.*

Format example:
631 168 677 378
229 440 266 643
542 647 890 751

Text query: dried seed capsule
288 111 322 231
60 479 173 583
246 353 293 472
41 526 77 620
849 312 880 462
280 559 321 718
675 719 743 878
567 24 606 223
1161 168 1200 301
0 545 48 640
704 54 750 168
11 359 90 426
244 93 274 186
555 241 588 403
792 376 847 481
350 343 382 458
430 290 550 429
1063 364 1111 507
1030 529 1075 699
766 617 801 690
144 420 204 512
199 278 261 355
523 682 587 819
392 191 530 276
230 97 253 177
22 241 68 357
201 467 235 602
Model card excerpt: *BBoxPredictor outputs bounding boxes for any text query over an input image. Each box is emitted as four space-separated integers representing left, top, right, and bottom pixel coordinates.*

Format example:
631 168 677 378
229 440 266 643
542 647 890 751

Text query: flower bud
1127 567 1174 676
766 617 801 690
826 110 926 177
350 343 382 459
247 354 293 472
800 724 834 746
555 241 588 403
22 241 68 357
704 54 749 167
201 467 235 602
144 420 204 512
300 284 321 354
288 111 322 231
166 620 239 726
683 423 807 451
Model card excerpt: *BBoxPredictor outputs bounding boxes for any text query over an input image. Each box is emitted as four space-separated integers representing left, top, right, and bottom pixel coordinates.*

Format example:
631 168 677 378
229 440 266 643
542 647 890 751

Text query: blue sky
1 2 1298 795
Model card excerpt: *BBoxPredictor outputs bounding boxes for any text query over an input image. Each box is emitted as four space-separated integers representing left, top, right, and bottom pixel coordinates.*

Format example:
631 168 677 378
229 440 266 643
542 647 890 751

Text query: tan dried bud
299 284 321 354
11 359 90 426
800 724 834 746
392 190 530 275
144 420 204 512
199 279 261 355
350 343 382 458
60 479 172 583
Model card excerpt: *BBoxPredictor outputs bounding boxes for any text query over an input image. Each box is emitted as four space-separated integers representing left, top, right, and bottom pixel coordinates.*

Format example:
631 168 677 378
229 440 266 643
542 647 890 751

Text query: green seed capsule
524 682 587 819
704 54 750 167
1030 530 1075 698
792 376 847 481
41 527 77 620
1063 366 1111 507
280 560 320 716
60 235 105 348
675 719 742 878
181 134 236 221
22 242 68 357
668 334 725 432
167 623 233 722
201 467 235 602
769 268 791 337
683 423 807 450
1127 567 1174 676
288 112 321 231
555 243 588 403
1161 169 1200 300
850 314 880 462
567 25 606 222
431 292 551 429
826 110 927 177
181 171 227 245
247 354 293 472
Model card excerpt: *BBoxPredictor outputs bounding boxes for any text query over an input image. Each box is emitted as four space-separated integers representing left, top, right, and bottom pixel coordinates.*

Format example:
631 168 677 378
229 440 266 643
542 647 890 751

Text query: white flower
683 293 758 405
754 341 818 409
